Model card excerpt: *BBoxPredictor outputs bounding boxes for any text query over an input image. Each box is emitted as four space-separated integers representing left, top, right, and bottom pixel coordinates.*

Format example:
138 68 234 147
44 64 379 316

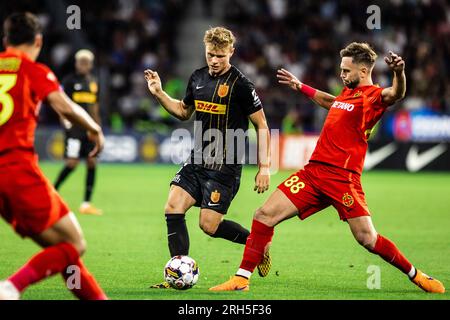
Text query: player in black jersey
54 49 103 215
145 27 272 288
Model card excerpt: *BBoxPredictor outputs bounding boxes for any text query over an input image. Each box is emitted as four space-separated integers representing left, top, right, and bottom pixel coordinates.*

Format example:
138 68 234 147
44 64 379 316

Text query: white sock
407 266 416 279
236 268 252 279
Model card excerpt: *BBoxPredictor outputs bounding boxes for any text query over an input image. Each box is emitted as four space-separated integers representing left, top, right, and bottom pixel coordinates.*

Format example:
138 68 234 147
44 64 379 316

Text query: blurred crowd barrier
35 127 450 171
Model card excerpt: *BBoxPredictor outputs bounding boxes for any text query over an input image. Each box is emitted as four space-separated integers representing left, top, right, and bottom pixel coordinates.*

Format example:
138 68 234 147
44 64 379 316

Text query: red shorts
277 161 370 221
0 150 70 237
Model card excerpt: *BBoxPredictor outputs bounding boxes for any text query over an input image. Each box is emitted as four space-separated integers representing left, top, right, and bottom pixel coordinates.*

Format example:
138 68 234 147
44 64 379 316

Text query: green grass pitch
0 162 449 300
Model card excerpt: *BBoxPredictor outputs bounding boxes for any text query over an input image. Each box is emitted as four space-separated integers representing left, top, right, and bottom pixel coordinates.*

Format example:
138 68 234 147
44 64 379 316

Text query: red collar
5 47 32 61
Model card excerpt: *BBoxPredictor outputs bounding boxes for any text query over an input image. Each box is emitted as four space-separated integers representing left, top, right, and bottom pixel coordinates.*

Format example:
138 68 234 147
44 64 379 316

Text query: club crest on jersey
342 193 354 207
211 190 221 203
354 91 362 97
218 83 229 98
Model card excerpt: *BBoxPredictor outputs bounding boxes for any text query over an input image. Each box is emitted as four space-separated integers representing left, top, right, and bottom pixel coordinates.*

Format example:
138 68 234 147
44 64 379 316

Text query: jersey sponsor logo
342 193 354 207
218 83 229 98
0 57 21 72
210 190 221 203
72 91 97 104
405 144 447 172
194 100 226 115
331 101 355 112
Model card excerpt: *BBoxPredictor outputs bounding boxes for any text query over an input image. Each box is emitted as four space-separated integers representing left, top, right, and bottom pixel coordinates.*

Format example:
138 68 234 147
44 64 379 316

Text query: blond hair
203 26 235 50
340 42 378 67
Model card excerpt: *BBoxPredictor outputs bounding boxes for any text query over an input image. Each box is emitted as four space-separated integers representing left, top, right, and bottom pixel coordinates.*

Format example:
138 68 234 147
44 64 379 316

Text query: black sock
165 214 190 257
212 219 250 244
84 167 96 202
54 166 74 190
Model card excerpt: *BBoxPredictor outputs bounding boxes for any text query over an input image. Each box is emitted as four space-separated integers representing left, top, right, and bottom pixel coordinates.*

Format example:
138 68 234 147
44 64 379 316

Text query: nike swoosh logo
168 232 177 237
364 142 397 170
207 202 220 206
406 144 447 172
196 84 204 90
236 286 249 291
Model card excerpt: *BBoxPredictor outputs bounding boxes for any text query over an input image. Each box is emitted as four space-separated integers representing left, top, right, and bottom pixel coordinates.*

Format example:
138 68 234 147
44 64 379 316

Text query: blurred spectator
224 0 450 131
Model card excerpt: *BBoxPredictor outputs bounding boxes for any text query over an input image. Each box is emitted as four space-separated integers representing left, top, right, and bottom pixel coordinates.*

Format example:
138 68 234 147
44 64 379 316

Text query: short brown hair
3 12 42 46
340 42 378 67
203 27 235 50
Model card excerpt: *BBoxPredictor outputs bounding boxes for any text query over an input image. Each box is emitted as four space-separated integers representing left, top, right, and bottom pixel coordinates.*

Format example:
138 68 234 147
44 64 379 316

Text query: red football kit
278 85 389 220
0 47 69 237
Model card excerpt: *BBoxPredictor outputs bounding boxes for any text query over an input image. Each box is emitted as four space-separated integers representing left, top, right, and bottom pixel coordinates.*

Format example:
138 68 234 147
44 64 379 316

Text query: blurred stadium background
1 0 449 170
0 0 449 300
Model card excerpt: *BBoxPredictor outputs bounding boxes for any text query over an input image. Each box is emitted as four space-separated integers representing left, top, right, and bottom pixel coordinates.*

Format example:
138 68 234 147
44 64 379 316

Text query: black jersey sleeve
235 78 263 116
182 72 196 107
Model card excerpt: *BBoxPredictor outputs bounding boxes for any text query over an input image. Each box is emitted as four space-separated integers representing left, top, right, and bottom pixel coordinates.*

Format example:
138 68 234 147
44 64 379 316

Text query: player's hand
384 51 405 74
277 68 302 91
61 118 72 130
87 129 105 157
144 69 162 95
254 166 270 194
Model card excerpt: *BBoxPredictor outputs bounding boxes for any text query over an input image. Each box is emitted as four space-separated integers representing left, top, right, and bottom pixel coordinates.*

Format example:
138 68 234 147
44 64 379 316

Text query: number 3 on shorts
283 175 305 194
0 74 18 126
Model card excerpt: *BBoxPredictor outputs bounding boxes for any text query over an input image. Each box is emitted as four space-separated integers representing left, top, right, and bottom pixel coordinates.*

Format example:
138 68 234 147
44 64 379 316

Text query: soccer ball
164 255 199 290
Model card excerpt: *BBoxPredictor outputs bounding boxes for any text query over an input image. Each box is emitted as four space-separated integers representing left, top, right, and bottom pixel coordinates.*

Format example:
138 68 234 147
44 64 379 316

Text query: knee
71 238 87 256
254 207 276 227
354 231 378 251
164 201 185 213
66 161 79 170
87 158 97 169
199 218 219 236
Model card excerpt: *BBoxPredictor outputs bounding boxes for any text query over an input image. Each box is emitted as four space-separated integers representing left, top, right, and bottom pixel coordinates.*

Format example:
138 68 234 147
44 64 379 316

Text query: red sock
8 242 79 292
239 219 274 273
371 234 413 275
62 259 107 300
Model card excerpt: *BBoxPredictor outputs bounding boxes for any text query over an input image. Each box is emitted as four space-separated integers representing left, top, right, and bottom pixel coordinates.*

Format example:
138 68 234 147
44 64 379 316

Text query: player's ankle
236 268 252 279
407 266 417 279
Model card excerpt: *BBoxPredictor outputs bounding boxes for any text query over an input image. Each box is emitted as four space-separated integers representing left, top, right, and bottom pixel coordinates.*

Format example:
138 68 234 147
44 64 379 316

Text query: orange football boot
209 276 250 291
79 203 103 215
411 270 445 293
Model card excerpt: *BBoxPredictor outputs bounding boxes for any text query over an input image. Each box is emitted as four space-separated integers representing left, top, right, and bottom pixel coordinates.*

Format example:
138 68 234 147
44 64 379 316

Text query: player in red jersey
210 42 445 293
0 12 107 300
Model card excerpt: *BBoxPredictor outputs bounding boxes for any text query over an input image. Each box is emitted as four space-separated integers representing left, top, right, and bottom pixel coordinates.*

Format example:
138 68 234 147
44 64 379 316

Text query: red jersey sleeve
28 63 61 101
366 86 389 110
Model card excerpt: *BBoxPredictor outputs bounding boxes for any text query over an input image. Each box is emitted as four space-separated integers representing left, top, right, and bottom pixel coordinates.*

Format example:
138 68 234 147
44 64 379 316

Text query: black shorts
64 134 95 159
170 164 241 214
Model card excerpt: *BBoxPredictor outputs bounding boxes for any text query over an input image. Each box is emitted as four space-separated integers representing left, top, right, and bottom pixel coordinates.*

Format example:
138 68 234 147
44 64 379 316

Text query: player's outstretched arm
381 51 406 106
47 91 104 157
249 110 270 194
144 69 194 121
277 68 335 110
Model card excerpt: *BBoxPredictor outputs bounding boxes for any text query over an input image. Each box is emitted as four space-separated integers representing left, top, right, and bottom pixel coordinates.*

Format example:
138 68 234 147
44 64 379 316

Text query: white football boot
0 280 20 300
